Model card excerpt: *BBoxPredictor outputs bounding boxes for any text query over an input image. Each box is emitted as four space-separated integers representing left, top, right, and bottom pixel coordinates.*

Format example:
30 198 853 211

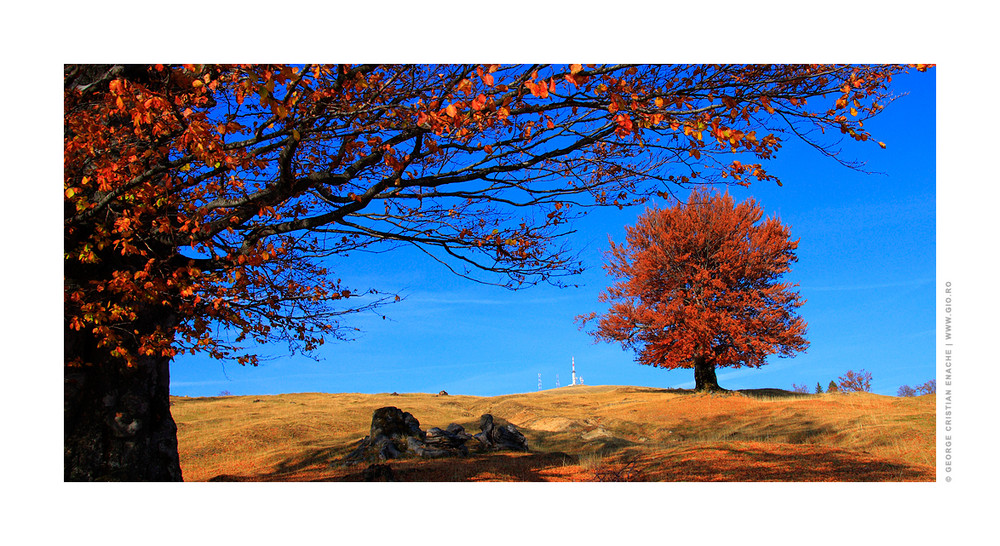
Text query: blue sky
170 68 937 398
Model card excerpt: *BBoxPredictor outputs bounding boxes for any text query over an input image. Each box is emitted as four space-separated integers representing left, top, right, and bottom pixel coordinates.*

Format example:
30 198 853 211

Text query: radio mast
571 357 578 386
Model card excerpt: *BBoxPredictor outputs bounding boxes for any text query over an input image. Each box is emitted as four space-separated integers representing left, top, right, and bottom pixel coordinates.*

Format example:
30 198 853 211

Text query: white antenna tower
571 357 578 386
556 374 560 388
538 373 542 391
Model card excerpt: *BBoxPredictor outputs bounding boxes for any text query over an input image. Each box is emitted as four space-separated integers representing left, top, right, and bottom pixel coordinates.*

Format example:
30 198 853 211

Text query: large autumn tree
578 188 809 392
64 63 927 480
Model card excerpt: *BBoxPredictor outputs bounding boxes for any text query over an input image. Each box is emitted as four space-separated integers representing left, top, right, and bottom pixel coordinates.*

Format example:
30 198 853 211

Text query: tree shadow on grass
206 437 933 482
206 426 607 482
637 442 935 482
736 388 813 399
208 449 579 482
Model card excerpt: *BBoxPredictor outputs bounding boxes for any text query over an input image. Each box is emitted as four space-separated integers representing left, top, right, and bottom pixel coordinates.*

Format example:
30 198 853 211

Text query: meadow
171 385 935 482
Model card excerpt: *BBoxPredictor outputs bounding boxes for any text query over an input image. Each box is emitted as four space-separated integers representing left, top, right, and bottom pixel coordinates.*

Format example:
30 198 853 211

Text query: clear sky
169 68 937 398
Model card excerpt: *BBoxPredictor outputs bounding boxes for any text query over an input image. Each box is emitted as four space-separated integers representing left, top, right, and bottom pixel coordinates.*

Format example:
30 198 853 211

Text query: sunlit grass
172 386 935 482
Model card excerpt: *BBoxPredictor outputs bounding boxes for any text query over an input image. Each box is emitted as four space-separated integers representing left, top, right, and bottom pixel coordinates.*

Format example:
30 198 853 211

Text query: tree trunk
693 354 726 393
64 313 183 481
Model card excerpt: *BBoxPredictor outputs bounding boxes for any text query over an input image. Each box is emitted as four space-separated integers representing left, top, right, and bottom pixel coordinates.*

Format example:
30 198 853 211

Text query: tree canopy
578 188 809 391
65 63 924 369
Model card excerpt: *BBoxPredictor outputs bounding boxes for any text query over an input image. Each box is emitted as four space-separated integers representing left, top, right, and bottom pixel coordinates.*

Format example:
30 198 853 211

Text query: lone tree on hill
578 188 809 392
837 369 873 393
65 63 927 480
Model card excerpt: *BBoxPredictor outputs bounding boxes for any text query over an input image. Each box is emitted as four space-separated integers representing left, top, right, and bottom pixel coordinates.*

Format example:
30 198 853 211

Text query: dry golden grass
171 385 935 482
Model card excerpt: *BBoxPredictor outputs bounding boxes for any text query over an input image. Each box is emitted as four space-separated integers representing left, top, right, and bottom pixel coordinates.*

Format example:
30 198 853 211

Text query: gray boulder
341 407 474 465
474 414 529 452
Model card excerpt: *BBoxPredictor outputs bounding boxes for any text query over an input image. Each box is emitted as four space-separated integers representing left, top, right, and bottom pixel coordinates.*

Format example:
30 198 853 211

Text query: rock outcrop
474 414 529 452
342 407 530 466
343 406 425 464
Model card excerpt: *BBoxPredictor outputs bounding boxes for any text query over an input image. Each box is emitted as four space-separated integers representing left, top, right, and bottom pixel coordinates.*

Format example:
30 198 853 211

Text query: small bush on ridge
897 385 917 397
837 370 872 393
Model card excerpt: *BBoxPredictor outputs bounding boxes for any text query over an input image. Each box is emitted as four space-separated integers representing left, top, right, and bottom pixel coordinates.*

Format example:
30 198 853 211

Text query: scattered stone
370 406 423 440
342 406 425 465
581 426 613 441
342 408 531 467
474 414 529 452
407 436 456 458
424 425 471 456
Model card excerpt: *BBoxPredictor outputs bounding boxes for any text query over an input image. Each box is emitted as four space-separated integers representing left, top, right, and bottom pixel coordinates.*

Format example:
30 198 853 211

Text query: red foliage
579 188 809 383
64 64 918 370
837 369 873 393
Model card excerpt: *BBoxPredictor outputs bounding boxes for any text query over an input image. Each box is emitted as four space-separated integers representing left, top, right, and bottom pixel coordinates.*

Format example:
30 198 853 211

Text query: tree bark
64 312 183 481
693 354 726 393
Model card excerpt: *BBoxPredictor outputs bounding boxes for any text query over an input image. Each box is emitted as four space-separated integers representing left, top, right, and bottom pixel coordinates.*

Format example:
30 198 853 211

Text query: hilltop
171 385 935 481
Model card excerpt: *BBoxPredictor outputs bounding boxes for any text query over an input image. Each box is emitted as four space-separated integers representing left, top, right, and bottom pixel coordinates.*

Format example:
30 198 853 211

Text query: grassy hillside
171 386 935 482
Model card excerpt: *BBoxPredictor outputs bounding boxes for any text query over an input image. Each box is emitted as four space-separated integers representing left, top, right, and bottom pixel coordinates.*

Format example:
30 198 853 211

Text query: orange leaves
521 121 535 141
759 96 775 114
564 64 590 87
582 187 808 375
64 63 922 374
525 79 549 99
837 369 873 393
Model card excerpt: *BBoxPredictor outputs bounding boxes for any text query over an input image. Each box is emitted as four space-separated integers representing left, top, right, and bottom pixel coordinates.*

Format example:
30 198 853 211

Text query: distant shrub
837 370 872 393
791 383 810 393
218 390 232 397
815 382 824 394
916 379 936 395
897 379 934 397
827 380 839 393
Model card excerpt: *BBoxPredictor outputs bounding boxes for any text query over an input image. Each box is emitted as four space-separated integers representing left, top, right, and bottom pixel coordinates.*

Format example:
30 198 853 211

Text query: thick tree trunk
693 354 726 393
64 312 183 481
